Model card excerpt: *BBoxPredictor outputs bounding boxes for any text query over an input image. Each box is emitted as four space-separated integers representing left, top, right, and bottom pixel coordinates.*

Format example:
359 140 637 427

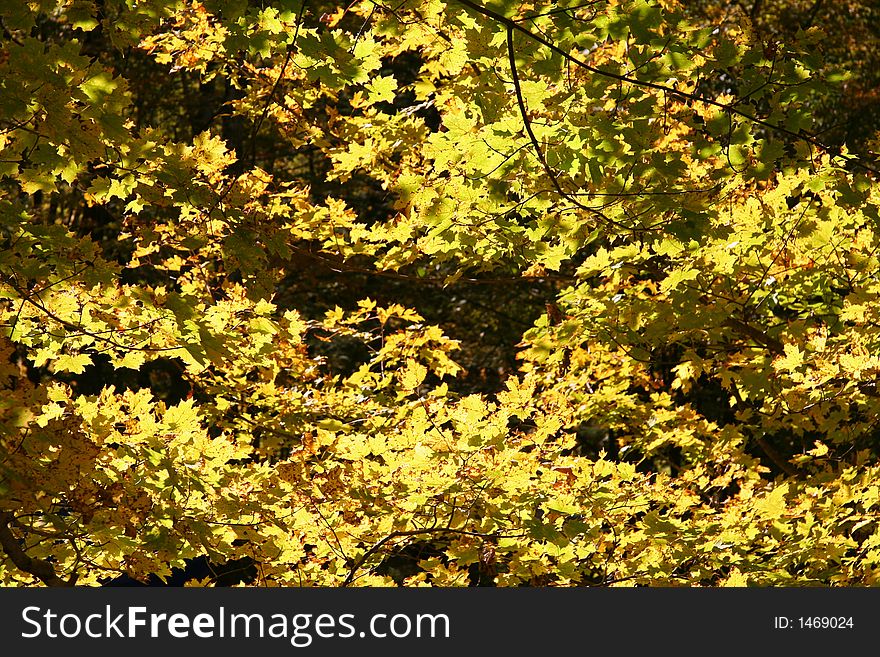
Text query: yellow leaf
366 75 397 104
721 568 749 587
399 359 427 392
163 398 200 435
111 350 146 370
54 353 93 374
755 483 789 519
808 441 829 457
776 344 804 372
660 267 699 293
36 402 65 427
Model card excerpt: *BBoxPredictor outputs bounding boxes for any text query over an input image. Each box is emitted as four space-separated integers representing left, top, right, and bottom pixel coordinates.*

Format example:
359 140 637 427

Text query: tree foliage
2 0 880 586
684 0 880 154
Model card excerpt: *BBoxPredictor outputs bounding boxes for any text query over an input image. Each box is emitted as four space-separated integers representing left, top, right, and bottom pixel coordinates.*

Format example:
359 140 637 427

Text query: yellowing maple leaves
139 1 229 72
4 0 880 588
53 352 92 374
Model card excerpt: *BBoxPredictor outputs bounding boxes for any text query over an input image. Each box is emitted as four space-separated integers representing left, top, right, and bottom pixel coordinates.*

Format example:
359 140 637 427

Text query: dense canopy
2 0 880 586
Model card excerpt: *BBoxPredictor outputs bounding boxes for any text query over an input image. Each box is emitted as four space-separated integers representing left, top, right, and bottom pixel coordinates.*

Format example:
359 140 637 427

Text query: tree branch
728 384 802 478
342 527 520 586
453 0 880 176
506 27 617 227
722 317 784 355
0 512 76 586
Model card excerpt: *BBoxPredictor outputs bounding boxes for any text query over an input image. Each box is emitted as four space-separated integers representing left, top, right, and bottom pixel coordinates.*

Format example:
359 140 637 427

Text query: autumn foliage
3 0 880 586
